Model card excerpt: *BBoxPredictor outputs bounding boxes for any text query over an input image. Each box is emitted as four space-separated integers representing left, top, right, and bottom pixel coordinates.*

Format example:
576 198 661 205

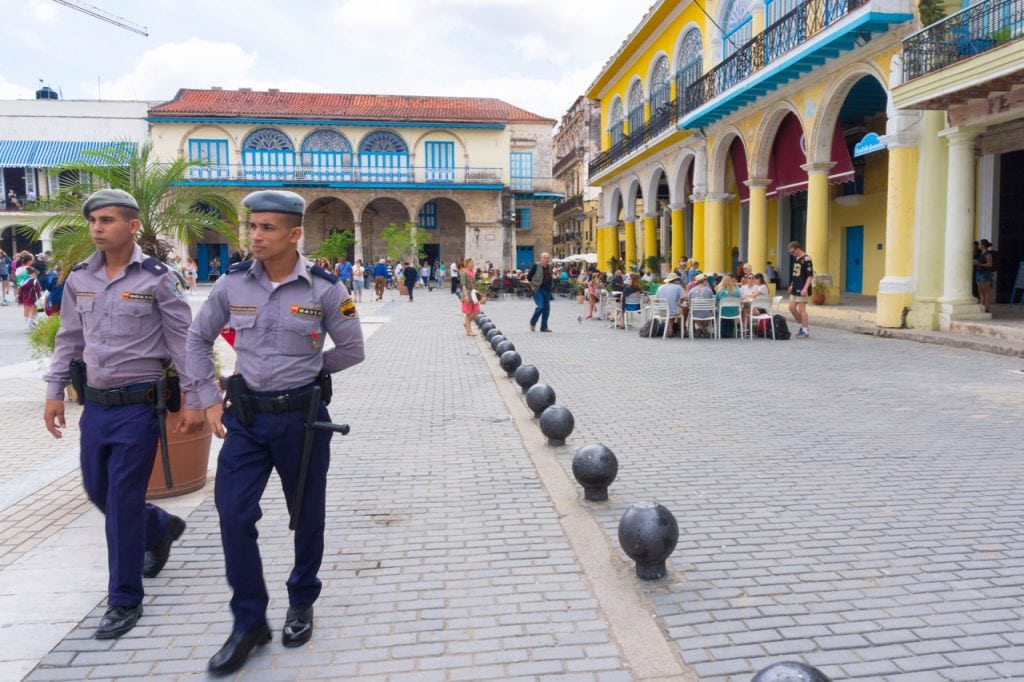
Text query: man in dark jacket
527 252 553 332
402 261 419 301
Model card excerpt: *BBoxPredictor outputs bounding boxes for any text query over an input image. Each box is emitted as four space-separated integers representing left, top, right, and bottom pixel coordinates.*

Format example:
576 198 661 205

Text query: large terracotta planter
146 410 213 499
398 283 408 295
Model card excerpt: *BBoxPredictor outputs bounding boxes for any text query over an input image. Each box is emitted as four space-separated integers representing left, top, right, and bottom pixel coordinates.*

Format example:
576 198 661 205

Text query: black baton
153 376 174 489
289 385 349 531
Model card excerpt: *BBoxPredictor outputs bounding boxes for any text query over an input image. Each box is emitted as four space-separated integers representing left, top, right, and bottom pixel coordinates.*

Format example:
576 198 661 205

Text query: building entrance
997 150 1024 303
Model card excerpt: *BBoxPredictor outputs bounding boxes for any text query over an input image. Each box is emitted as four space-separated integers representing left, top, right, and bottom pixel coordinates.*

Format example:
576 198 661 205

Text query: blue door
516 246 534 270
845 225 863 294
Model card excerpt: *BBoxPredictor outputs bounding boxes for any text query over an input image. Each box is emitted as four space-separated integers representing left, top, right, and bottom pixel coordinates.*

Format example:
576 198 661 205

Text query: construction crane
51 0 148 37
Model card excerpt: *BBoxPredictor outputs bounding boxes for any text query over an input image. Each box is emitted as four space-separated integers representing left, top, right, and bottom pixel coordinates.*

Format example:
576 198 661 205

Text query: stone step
949 318 1024 343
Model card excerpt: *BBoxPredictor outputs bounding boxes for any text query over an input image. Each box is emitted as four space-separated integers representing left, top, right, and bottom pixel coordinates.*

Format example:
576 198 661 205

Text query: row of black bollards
472 313 831 682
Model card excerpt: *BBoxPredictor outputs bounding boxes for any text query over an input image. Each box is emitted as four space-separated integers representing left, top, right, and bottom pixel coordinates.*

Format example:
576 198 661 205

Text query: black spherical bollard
525 384 556 419
617 501 679 580
480 322 495 335
514 365 539 394
495 340 515 356
539 405 574 446
485 328 501 341
572 444 618 501
489 335 506 352
752 662 832 682
474 314 486 326
499 350 522 377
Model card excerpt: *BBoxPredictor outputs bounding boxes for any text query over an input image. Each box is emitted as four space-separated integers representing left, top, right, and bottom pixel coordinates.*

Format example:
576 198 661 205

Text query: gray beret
243 190 306 217
82 188 139 218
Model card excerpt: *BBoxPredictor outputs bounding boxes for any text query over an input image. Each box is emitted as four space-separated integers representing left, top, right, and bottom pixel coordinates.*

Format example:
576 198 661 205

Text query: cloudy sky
0 0 655 120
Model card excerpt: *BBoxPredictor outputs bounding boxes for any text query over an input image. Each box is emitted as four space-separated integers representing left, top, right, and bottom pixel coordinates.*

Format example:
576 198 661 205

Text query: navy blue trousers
216 403 332 632
530 288 552 329
80 401 173 607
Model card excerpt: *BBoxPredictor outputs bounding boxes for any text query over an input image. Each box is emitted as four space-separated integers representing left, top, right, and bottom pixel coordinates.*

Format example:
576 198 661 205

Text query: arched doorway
304 197 356 256
645 167 670 271
1 225 41 259
361 197 411 263
416 197 466 266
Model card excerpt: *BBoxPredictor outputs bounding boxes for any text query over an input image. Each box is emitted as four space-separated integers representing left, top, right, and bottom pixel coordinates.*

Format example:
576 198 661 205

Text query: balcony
553 148 583 177
589 99 678 176
554 194 584 217
180 164 506 188
895 0 1024 109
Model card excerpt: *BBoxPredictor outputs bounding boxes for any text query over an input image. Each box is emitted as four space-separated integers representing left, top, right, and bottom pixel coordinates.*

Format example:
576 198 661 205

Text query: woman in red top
460 257 481 336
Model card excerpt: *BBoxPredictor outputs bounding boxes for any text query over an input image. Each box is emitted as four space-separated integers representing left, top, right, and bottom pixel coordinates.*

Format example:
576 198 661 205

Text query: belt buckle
109 387 127 406
270 394 290 412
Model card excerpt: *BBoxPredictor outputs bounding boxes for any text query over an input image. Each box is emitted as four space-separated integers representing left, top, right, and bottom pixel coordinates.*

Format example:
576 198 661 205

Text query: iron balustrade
589 99 679 176
683 0 869 114
554 194 584 216
902 0 1024 81
182 164 505 185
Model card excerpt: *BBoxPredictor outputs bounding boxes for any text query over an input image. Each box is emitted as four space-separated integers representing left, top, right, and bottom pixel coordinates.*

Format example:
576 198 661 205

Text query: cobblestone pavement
6 287 1024 681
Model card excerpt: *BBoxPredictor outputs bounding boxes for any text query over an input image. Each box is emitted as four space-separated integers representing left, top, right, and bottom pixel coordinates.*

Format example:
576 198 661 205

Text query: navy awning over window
0 140 135 168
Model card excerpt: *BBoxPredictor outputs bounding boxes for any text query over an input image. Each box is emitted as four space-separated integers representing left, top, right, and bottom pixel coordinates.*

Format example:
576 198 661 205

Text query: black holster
165 374 182 412
224 374 255 427
317 370 333 406
69 359 86 405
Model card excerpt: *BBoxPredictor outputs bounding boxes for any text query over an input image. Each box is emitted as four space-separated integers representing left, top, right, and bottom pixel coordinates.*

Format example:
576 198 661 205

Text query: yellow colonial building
585 0 1022 329
148 88 557 277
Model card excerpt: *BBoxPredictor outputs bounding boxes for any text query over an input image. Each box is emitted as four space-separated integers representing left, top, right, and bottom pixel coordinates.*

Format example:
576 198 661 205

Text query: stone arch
624 176 643 221
642 163 669 215
809 62 889 165
603 186 623 225
707 127 749 194
1 224 41 256
177 123 238 157
360 196 414 263
411 129 469 165
749 99 804 179
413 196 467 262
669 148 697 204
303 195 356 254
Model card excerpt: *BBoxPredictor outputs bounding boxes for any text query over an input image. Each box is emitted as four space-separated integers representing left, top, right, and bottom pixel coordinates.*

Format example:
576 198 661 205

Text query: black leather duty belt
249 388 315 414
84 383 154 407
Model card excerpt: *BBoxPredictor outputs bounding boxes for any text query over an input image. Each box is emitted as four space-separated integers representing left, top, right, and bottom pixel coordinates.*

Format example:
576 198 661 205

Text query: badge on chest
290 304 323 319
122 291 154 303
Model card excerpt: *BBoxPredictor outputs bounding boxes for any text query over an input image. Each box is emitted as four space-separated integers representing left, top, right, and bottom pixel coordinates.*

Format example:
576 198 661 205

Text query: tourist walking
528 251 554 332
351 259 365 302
335 256 353 292
460 257 480 336
371 259 387 300
402 261 418 301
15 253 40 330
787 241 812 338
42 189 205 640
185 190 365 674
0 249 11 305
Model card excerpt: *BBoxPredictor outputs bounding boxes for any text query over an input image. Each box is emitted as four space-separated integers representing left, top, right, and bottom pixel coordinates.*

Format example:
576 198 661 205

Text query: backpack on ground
638 318 664 338
772 314 791 340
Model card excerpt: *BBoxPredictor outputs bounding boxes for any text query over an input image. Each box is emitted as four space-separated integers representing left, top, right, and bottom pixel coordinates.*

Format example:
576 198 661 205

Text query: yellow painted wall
831 192 887 295
765 197 779 274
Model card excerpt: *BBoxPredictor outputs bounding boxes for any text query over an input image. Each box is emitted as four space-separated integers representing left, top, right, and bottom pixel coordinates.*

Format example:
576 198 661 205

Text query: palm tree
30 141 239 271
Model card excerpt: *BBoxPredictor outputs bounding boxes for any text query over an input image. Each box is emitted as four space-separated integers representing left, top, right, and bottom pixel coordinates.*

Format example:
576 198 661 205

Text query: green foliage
380 221 429 263
645 255 664 282
309 230 357 262
27 313 61 358
606 256 623 273
917 0 948 27
28 141 239 273
990 26 1012 44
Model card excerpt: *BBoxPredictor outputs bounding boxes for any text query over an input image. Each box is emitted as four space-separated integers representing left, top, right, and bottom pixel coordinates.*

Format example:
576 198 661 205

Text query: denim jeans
530 288 552 330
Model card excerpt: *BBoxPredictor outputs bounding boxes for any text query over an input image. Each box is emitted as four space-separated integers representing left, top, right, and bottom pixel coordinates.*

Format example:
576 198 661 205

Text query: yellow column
596 226 607 273
624 220 637 270
608 224 620 265
876 140 918 327
751 0 766 34
691 196 705 271
643 214 658 269
802 162 834 302
670 203 685 267
704 193 729 274
745 179 770 273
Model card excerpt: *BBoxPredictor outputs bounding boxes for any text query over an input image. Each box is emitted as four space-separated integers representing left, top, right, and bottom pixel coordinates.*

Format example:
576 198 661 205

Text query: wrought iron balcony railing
182 164 506 186
589 99 678 176
902 0 1024 81
554 194 584 216
683 0 869 114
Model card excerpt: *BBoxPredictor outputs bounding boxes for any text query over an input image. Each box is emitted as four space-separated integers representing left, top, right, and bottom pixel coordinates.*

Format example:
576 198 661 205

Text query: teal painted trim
678 11 913 130
148 116 506 130
173 180 504 190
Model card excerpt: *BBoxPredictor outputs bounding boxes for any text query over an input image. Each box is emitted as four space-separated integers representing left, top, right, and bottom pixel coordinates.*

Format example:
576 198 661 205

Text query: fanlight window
609 98 625 145
722 0 755 58
359 131 408 154
627 80 645 133
650 56 671 111
242 128 294 151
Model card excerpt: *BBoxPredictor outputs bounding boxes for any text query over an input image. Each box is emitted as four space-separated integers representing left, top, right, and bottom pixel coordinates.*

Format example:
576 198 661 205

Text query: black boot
143 515 186 578
94 605 142 639
282 606 314 647
208 626 272 675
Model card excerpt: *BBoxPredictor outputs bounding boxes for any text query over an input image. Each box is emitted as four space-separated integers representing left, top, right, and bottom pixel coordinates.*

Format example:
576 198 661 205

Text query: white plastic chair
748 295 782 340
648 297 682 339
621 293 644 330
687 298 718 340
717 296 743 339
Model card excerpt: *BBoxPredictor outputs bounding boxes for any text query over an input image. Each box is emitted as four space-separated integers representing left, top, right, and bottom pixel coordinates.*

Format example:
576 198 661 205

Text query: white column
938 128 988 327
353 220 364 263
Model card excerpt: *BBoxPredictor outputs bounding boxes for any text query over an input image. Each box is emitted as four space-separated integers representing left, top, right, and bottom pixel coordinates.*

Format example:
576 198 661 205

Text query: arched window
650 56 671 112
767 0 799 25
676 28 704 105
722 0 755 59
609 97 624 146
300 130 353 181
358 131 409 182
627 80 645 133
242 128 294 180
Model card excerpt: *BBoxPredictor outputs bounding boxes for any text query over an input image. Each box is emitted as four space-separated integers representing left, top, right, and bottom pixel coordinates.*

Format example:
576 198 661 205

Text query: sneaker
530 324 536 332
797 329 809 338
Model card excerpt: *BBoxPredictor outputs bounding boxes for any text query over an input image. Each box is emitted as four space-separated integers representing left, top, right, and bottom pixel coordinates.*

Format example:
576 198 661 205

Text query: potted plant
811 280 828 305
645 255 663 283
30 142 238 498
571 278 585 304
308 229 357 265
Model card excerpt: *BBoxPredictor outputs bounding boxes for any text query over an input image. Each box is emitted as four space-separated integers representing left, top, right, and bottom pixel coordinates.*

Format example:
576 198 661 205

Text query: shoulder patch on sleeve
340 296 358 319
71 261 88 272
141 257 169 276
310 265 339 284
227 260 254 274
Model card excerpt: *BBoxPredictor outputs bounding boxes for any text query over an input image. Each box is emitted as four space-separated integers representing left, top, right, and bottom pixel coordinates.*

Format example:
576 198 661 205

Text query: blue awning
0 140 135 168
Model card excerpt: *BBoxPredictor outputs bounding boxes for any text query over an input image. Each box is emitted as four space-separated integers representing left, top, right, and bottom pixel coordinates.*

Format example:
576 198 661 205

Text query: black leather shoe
143 515 186 578
94 605 142 639
282 606 314 648
208 626 272 676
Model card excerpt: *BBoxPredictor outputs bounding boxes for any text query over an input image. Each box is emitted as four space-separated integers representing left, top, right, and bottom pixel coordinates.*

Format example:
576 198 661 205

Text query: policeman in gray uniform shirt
185 190 364 675
43 188 206 640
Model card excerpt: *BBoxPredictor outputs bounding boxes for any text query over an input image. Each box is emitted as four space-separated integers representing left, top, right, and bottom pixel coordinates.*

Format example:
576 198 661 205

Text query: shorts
790 295 809 304
975 271 993 283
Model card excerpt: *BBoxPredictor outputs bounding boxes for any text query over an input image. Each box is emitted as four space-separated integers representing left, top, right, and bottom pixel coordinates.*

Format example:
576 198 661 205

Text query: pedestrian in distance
14 253 40 329
787 240 812 338
351 258 365 303
0 249 12 305
42 189 205 640
402 261 418 301
371 258 387 300
185 190 365 675
528 251 554 332
336 255 353 292
460 257 481 336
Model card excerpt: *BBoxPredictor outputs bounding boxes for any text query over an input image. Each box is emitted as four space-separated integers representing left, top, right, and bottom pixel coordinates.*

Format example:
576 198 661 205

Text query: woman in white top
352 259 366 302
740 273 770 329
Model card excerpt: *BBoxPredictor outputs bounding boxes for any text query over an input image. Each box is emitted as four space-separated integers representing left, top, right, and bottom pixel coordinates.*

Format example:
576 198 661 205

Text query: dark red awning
766 115 854 198
729 138 749 202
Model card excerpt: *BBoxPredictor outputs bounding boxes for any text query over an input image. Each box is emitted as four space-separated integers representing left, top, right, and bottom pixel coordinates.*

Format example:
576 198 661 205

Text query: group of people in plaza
0 248 64 327
42 188 365 675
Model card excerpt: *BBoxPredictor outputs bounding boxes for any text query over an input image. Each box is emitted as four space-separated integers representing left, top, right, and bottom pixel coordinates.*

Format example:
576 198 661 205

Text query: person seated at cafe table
715 274 742 338
687 273 715 337
740 273 769 329
615 273 645 328
610 269 625 292
655 272 686 337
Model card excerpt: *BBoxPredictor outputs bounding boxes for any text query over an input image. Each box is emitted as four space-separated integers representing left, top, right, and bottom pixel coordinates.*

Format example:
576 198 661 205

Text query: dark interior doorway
997 150 1024 304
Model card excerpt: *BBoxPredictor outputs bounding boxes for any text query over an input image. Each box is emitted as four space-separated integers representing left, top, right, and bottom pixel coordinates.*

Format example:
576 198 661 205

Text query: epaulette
228 260 254 274
141 257 169 276
71 261 88 272
310 265 338 284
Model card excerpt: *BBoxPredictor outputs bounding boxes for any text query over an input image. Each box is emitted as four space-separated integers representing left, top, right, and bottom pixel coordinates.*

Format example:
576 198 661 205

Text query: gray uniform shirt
186 255 365 409
44 244 201 405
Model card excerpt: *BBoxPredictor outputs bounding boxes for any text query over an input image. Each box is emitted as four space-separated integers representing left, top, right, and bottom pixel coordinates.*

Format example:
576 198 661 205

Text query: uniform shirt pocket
75 298 95 315
228 314 258 351
114 303 151 335
278 314 321 356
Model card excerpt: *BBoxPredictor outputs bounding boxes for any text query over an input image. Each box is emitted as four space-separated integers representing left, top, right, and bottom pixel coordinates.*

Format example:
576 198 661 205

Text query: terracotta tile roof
149 88 554 124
